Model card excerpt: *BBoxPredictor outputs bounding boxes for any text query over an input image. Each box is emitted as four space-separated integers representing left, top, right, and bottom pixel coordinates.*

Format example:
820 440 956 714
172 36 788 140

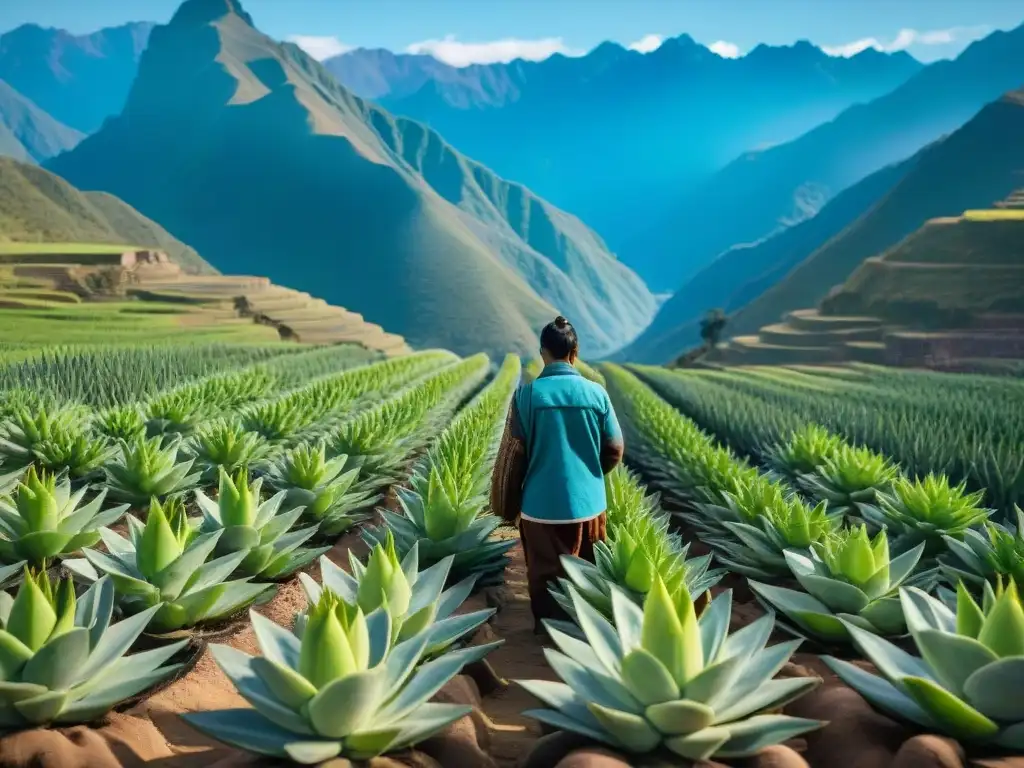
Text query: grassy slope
625 23 1024 291
618 153 916 363
0 80 84 163
0 157 215 274
724 88 1024 339
48 0 652 358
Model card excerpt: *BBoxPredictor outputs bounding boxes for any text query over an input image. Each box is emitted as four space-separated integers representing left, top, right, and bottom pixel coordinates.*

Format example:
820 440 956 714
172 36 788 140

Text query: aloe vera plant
940 507 1024 591
760 424 844 485
0 570 186 727
798 445 899 520
30 424 115 479
63 498 274 634
551 469 723 621
182 588 500 762
94 405 146 442
364 354 519 586
186 420 270 481
824 579 1024 749
0 467 129 567
195 468 327 579
859 474 991 555
694 479 837 580
262 443 375 536
519 577 821 761
298 533 493 656
103 434 201 505
749 526 929 642
370 472 514 587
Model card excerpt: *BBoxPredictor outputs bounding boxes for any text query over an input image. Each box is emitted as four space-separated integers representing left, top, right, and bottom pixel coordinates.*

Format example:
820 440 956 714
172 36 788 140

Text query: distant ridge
627 22 1024 291
329 33 923 274
0 21 154 133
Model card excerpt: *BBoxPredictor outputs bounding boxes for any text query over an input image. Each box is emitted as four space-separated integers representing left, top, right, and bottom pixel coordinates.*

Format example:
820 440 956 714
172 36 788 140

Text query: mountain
0 21 153 134
47 0 656 358
618 154 917 363
327 39 923 269
324 48 463 101
0 156 213 274
721 86 1024 345
0 79 83 163
628 22 1024 292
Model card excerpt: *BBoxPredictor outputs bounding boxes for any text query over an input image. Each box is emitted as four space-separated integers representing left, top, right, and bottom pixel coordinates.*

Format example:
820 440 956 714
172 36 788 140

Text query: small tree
700 308 728 349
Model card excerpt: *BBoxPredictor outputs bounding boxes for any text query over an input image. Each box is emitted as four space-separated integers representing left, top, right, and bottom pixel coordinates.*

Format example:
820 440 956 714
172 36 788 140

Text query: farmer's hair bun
554 316 569 329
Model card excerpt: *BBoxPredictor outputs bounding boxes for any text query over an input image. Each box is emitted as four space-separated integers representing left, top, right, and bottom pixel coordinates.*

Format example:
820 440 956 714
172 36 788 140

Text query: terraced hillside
708 199 1024 369
0 246 412 354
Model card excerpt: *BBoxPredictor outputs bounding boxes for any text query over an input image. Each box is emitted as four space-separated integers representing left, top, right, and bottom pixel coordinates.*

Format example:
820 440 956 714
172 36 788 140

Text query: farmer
491 316 624 633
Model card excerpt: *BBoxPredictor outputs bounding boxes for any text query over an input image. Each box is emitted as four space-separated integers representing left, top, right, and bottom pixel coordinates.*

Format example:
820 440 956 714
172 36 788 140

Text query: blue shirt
511 362 623 523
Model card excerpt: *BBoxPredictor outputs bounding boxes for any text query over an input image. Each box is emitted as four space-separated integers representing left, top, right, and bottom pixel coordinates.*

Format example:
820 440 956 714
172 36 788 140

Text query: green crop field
1 333 1022 763
0 242 144 255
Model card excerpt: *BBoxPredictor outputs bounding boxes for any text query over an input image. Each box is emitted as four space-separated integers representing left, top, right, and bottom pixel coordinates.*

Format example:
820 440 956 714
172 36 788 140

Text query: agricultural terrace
0 341 1022 766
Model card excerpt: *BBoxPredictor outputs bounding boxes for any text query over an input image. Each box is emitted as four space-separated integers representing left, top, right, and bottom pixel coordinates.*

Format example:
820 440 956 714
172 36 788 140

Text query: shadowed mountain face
0 156 213 274
626 85 1024 363
327 39 923 274
48 0 655 358
626 23 1024 292
618 154 917 363
0 79 83 162
0 21 153 134
721 87 1024 342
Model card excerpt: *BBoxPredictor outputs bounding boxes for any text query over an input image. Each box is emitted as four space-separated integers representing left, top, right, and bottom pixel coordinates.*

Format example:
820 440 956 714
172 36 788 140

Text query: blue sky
3 0 1023 65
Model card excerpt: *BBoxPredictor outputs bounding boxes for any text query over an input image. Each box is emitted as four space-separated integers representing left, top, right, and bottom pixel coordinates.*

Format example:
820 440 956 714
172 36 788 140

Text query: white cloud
822 25 990 57
405 35 582 67
628 34 664 53
286 35 353 61
709 40 741 58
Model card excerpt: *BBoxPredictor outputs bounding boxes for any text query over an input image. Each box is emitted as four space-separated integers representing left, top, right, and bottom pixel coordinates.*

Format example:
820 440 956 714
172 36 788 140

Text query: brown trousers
519 513 607 629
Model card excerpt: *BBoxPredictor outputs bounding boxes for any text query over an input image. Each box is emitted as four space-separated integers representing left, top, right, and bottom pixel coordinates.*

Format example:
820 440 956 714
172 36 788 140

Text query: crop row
591 363 1024 757
0 348 512 759
630 364 1024 515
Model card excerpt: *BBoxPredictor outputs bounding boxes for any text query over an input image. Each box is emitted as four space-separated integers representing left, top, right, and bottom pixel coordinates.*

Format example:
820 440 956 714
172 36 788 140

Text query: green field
0 242 145 255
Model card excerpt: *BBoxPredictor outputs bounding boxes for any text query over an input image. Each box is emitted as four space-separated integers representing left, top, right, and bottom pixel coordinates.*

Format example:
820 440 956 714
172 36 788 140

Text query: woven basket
490 406 526 524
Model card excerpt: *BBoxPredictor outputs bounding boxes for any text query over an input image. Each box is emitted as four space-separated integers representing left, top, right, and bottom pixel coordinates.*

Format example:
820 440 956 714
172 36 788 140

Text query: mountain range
623 83 1024 362
625 21 1024 291
0 79 83 162
0 21 153 134
327 39 924 272
47 0 656 358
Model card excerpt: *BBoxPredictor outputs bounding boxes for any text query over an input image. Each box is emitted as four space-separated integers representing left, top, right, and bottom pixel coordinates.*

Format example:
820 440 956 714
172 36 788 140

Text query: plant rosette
825 579 1024 750
518 577 822 762
0 570 186 728
195 468 328 581
858 474 991 557
0 467 129 569
182 590 501 762
939 507 1024 596
296 535 494 658
749 526 929 643
63 498 274 635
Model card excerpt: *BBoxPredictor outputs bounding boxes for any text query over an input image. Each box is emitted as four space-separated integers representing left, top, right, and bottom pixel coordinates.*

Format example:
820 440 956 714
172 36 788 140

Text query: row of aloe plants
0 350 459 484
363 353 522 587
0 354 491 631
601 363 1024 755
0 350 509 755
